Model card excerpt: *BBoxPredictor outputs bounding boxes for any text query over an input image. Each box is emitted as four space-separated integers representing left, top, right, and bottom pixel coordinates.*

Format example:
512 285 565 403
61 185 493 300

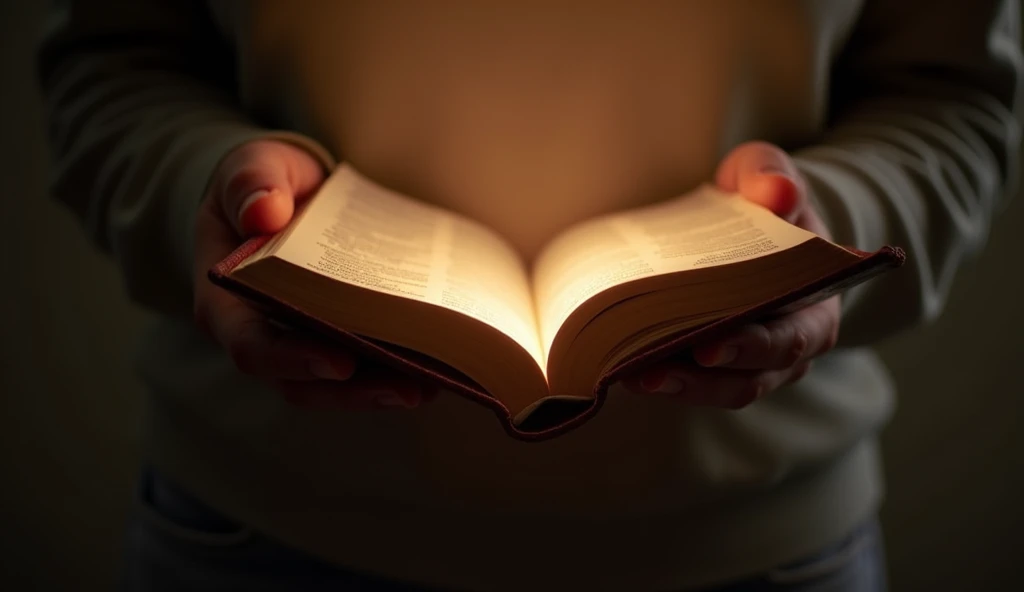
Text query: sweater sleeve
37 0 335 316
793 0 1023 347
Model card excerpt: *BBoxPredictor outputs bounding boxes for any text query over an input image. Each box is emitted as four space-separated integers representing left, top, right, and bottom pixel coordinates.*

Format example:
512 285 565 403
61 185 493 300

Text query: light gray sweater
38 1 1022 590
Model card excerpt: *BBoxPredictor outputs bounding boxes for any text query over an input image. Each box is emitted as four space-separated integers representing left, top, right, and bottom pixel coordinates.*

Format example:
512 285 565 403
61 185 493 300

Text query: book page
272 165 545 369
532 185 815 355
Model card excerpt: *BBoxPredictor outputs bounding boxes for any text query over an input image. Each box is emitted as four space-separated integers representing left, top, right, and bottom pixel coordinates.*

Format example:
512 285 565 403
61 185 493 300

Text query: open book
211 165 904 440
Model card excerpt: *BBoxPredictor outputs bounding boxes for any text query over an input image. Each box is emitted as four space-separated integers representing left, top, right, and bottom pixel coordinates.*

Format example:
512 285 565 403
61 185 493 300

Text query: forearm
793 0 1022 347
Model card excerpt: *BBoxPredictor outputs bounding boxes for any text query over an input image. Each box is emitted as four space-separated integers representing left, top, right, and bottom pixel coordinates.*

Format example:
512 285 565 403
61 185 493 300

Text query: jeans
122 468 887 592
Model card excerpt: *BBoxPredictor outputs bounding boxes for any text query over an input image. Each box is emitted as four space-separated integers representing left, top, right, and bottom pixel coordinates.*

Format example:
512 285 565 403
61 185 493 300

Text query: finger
715 141 805 221
276 370 439 410
635 364 811 410
214 140 326 236
693 298 840 370
193 204 356 381
786 360 814 386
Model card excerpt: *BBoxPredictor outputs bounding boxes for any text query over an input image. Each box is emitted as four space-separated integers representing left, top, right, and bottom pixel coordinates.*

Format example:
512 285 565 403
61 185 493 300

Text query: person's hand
192 140 435 409
625 142 840 409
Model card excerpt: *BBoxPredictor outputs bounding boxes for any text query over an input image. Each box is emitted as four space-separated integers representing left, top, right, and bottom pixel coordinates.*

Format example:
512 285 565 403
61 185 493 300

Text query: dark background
1 1 1021 590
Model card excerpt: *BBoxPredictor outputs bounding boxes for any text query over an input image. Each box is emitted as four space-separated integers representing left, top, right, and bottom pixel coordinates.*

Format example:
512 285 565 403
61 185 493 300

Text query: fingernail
759 165 786 176
641 373 685 395
713 345 738 367
238 188 272 218
309 359 351 381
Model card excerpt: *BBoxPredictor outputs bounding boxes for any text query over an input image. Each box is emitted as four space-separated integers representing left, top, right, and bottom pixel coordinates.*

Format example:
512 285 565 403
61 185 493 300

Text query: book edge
592 245 907 399
209 242 905 442
208 239 516 429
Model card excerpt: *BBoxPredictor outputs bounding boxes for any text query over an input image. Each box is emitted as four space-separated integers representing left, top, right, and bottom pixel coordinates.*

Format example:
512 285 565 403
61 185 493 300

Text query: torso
217 0 863 260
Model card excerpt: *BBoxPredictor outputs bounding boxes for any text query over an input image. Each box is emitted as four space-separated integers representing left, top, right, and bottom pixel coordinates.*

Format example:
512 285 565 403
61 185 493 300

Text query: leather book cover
210 239 906 442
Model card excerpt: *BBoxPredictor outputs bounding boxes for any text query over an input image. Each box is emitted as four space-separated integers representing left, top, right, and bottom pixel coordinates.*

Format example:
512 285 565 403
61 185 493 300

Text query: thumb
216 140 327 237
715 141 805 221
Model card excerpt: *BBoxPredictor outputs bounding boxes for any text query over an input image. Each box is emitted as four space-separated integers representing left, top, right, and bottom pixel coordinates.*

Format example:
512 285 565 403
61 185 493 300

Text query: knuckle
746 323 772 355
215 143 261 187
226 140 275 165
811 305 840 354
821 327 839 354
224 166 272 204
785 327 809 366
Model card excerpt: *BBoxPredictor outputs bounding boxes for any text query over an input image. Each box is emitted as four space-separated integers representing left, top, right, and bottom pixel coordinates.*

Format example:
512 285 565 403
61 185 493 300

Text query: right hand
192 140 434 410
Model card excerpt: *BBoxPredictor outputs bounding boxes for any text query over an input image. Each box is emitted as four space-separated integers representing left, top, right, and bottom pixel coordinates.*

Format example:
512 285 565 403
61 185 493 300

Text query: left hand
623 142 840 409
